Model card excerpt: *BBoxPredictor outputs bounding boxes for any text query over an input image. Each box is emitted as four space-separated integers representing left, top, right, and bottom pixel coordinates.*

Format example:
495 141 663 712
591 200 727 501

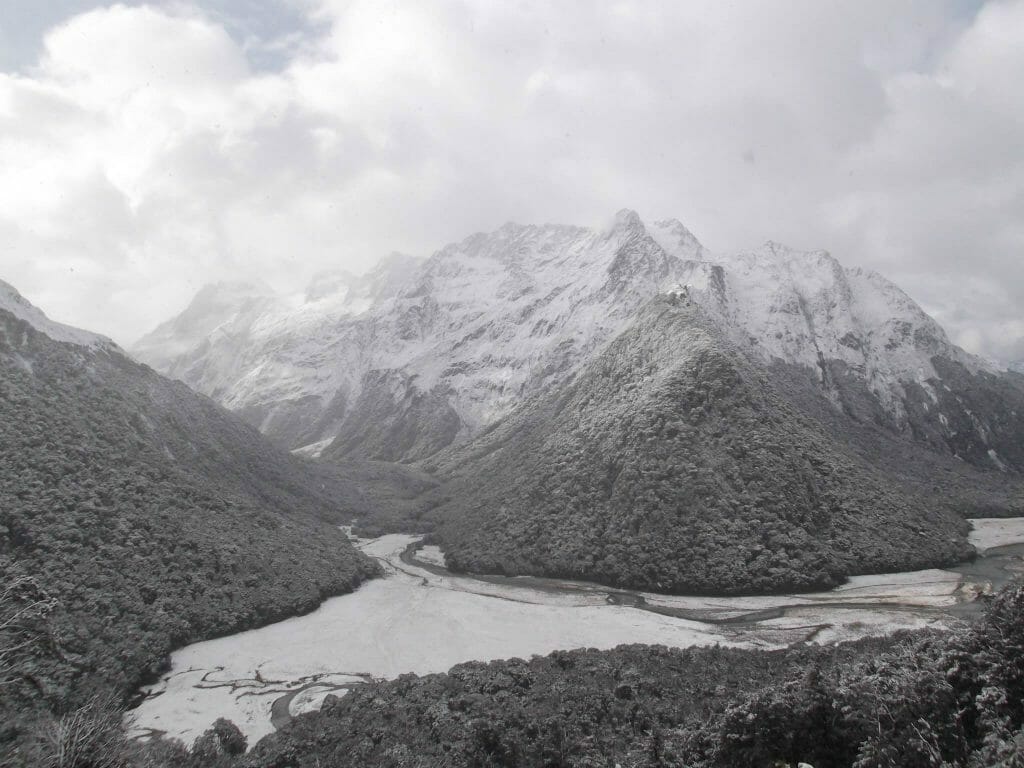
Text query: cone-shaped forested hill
429 296 971 594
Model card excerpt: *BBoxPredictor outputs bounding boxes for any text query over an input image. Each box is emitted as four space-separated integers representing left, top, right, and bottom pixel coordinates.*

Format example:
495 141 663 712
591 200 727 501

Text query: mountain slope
0 279 115 350
426 297 970 594
133 212 1023 478
0 281 379 754
129 279 279 380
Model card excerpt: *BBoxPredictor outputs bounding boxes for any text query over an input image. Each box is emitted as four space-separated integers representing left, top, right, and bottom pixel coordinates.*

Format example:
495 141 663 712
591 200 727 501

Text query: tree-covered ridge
0 310 379 756
427 298 971 594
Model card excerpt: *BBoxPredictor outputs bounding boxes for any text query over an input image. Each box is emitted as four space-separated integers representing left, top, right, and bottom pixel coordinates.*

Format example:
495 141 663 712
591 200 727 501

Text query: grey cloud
0 0 1019 363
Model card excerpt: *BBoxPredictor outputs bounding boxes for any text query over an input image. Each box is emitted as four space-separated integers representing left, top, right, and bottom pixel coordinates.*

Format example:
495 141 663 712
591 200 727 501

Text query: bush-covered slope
240 642 855 768
0 307 379 755
426 298 970 594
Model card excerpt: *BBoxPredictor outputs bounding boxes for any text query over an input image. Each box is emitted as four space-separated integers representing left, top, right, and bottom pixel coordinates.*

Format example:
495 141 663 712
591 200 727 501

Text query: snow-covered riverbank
128 518 1024 747
967 518 1024 553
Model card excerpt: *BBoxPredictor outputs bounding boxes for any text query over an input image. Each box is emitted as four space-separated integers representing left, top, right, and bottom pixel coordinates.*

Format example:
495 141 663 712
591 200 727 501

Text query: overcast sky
0 0 1021 360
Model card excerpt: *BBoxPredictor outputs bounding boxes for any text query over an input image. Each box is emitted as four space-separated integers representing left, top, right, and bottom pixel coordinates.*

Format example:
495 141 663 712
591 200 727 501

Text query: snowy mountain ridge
675 242 985 418
0 279 117 350
131 211 989 460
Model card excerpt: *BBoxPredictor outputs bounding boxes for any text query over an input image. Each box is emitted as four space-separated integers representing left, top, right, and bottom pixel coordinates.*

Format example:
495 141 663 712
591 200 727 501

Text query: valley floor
128 519 1024 746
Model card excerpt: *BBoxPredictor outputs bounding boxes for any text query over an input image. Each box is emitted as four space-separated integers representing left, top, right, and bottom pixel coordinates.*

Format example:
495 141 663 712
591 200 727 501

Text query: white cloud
0 0 1020 362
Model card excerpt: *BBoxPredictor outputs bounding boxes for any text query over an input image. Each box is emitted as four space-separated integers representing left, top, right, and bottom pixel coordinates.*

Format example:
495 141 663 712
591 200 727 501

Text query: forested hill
427 297 971 594
0 302 379 758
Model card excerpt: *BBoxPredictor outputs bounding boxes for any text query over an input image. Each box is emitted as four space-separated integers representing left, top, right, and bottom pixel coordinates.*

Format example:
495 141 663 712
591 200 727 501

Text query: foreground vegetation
0 312 379 765
113 581 1024 767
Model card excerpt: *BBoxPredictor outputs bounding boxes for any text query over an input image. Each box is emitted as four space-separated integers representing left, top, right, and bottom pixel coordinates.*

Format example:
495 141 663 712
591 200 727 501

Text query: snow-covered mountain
674 242 985 416
133 211 696 455
133 210 1012 468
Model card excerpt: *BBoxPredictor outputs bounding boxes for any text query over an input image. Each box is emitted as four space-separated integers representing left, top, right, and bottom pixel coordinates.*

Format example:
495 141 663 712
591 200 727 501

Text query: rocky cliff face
675 243 980 414
133 211 1023 473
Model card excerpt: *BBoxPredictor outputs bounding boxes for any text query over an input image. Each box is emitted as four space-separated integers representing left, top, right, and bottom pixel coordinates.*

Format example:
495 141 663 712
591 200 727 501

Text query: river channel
128 517 1024 745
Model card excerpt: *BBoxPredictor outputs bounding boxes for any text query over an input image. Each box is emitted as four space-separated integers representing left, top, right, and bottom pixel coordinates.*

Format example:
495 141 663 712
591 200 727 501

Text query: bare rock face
676 245 1024 474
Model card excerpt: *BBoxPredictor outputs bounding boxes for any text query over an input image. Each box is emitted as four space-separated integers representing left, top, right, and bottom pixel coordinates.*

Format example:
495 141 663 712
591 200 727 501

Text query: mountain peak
653 217 698 239
601 209 650 250
374 251 420 271
612 208 644 229
177 280 277 320
132 280 280 367
753 240 836 268
650 217 705 261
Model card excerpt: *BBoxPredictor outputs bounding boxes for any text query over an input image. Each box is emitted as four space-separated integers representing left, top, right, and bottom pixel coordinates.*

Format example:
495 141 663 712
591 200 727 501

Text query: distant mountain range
136 210 1022 476
4 199 1024 758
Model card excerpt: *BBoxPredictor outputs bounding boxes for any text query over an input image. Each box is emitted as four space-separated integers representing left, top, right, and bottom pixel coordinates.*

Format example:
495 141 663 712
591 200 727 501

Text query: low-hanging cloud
0 0 1020 361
